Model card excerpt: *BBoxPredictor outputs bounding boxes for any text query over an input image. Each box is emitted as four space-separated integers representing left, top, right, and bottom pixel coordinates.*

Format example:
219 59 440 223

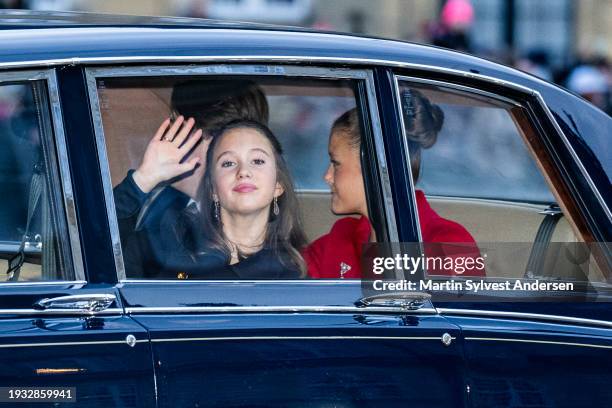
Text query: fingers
153 118 171 142
172 117 196 146
179 129 203 155
162 115 185 142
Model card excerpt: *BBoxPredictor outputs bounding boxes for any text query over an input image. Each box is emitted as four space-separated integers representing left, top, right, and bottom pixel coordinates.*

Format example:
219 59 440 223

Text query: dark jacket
114 172 301 279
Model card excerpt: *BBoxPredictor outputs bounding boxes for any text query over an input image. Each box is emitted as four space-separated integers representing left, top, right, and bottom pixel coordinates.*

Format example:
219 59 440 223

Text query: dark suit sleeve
112 170 150 277
114 170 148 224
113 171 192 278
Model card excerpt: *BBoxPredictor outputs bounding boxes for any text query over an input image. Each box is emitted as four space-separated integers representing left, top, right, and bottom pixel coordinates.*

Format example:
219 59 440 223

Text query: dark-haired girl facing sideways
304 89 485 278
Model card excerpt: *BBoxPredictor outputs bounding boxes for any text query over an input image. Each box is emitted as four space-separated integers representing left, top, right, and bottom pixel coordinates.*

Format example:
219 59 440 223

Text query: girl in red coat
304 89 485 278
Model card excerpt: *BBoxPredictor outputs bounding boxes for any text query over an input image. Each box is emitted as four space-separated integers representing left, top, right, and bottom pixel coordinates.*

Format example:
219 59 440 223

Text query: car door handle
355 292 432 310
34 294 117 312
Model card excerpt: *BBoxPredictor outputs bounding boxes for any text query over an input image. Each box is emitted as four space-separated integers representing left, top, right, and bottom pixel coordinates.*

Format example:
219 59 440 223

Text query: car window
0 79 76 282
396 78 608 285
90 67 388 281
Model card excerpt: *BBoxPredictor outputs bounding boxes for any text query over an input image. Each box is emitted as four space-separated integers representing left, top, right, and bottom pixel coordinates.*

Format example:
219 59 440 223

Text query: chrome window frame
85 64 398 282
0 69 85 285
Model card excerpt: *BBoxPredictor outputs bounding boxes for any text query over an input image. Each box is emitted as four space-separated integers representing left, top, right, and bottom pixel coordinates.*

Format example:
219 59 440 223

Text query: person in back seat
113 79 270 278
304 90 485 278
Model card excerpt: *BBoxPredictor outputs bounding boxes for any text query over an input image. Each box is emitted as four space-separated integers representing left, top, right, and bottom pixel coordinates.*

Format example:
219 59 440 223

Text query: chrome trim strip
395 75 524 106
465 337 612 350
85 69 127 281
119 278 362 284
0 308 123 316
152 335 453 343
365 70 400 247
531 91 611 222
438 308 612 329
85 64 395 281
126 306 438 314
87 65 371 79
47 70 86 281
0 70 85 283
392 74 423 244
0 338 148 349
0 280 86 287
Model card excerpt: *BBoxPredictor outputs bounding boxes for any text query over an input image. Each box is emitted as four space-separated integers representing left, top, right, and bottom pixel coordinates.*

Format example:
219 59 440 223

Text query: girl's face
324 131 367 216
212 127 283 217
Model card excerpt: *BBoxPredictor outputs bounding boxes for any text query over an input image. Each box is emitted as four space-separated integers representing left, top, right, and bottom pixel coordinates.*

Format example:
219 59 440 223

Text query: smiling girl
130 117 307 279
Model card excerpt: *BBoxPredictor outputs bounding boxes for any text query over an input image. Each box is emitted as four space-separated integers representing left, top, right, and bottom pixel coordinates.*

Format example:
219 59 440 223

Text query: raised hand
132 116 203 193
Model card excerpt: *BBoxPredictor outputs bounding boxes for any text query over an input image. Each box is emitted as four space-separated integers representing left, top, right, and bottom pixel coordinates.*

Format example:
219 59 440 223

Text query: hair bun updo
401 89 445 150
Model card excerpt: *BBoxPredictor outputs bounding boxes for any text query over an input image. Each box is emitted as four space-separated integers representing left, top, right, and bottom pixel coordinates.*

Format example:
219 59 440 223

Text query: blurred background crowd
1 0 610 115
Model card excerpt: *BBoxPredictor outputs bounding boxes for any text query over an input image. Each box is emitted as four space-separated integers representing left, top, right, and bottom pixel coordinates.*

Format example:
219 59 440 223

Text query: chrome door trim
47 70 86 281
391 74 422 244
0 280 87 288
151 335 455 343
394 75 522 107
85 64 398 281
438 308 612 329
0 69 85 282
0 308 123 316
0 337 148 349
119 278 363 284
126 305 438 314
365 70 400 247
464 337 612 350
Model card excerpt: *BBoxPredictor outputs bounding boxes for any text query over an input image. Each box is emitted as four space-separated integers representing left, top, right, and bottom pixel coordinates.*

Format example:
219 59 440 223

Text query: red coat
304 190 485 278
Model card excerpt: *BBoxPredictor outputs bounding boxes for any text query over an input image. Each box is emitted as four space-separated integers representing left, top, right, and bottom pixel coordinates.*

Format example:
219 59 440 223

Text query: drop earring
273 196 279 216
214 198 220 221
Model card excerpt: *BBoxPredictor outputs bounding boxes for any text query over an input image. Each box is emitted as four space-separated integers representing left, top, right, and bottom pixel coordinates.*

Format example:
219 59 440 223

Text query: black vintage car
0 10 610 408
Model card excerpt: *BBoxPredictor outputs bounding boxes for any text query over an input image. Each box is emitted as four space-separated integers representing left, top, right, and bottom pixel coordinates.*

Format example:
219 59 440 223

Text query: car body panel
0 284 156 407
445 315 612 407
133 313 466 407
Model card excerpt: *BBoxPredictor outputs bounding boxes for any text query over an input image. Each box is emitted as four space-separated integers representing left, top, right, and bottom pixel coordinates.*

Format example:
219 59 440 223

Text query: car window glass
397 79 608 285
0 81 74 282
93 73 380 280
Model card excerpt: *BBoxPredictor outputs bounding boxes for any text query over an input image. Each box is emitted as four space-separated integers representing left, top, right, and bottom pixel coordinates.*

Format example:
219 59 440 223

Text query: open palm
133 116 203 193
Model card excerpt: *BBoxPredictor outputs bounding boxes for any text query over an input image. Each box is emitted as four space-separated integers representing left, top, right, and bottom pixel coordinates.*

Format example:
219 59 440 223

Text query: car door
0 69 155 408
391 71 612 407
87 63 469 407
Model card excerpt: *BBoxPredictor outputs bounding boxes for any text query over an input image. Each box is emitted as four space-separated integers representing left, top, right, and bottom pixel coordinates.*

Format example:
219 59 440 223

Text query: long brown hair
198 120 308 276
